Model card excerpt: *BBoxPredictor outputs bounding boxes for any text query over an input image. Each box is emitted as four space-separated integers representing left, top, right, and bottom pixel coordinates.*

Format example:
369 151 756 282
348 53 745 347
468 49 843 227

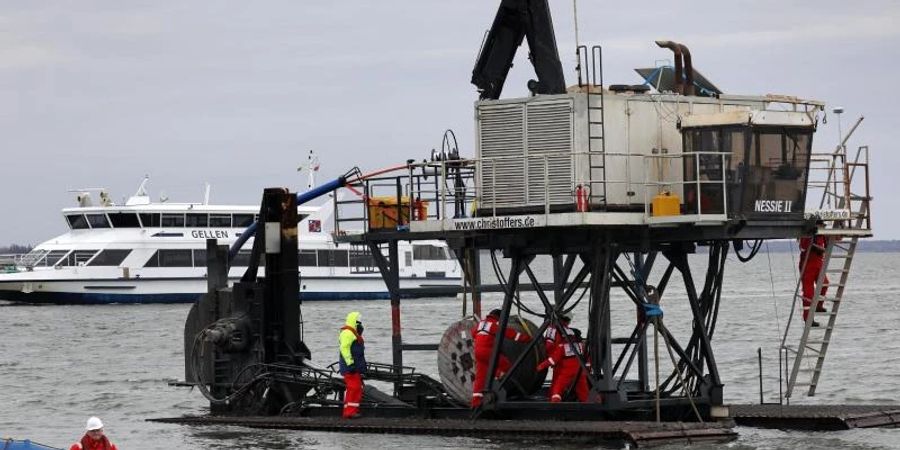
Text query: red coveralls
537 337 589 402
471 315 530 407
542 324 572 387
70 435 118 450
799 235 829 321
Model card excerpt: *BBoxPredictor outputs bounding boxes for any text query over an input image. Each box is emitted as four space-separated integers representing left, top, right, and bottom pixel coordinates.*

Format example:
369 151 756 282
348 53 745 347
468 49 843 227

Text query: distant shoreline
703 240 900 253
3 241 900 256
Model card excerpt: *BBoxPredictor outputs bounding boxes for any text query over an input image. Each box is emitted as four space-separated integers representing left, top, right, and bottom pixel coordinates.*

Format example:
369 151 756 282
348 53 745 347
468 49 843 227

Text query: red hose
348 163 409 183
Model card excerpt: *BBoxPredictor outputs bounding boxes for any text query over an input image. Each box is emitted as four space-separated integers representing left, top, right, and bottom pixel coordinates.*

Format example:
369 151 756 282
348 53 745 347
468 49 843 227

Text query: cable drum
437 316 547 403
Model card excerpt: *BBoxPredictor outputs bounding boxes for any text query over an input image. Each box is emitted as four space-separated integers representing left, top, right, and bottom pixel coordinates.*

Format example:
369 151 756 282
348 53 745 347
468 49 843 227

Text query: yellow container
367 197 429 230
652 192 681 217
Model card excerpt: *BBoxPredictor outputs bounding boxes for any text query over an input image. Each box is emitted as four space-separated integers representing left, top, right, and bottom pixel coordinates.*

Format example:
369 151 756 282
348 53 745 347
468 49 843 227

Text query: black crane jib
471 0 567 100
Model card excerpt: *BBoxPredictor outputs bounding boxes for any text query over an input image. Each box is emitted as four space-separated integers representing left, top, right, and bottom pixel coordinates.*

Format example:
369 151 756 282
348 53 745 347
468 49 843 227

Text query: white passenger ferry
0 180 461 304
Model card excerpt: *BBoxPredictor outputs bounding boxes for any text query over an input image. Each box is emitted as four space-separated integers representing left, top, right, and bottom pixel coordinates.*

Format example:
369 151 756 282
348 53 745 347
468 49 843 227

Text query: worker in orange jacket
70 417 118 450
471 308 531 407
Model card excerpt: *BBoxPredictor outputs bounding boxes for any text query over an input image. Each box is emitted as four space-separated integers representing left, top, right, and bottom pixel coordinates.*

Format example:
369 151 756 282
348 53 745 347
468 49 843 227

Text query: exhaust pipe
655 40 683 95
676 43 694 96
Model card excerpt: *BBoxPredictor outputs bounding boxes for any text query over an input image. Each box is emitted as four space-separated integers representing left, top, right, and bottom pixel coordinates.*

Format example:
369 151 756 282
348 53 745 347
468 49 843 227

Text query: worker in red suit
537 328 590 402
542 314 572 388
471 308 531 408
799 231 829 326
70 417 118 450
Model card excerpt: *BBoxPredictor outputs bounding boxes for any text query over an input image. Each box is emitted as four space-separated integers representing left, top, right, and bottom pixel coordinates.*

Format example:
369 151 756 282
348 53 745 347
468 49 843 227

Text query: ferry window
350 250 373 268
316 250 331 267
66 214 89 230
158 249 193 267
139 213 161 227
58 249 98 266
88 249 131 266
192 249 206 267
46 250 71 267
161 214 185 227
185 213 209 227
233 214 254 228
232 250 249 267
231 250 265 267
405 251 412 266
108 213 141 228
332 250 349 267
209 214 232 228
413 245 447 260
86 214 111 229
298 250 317 267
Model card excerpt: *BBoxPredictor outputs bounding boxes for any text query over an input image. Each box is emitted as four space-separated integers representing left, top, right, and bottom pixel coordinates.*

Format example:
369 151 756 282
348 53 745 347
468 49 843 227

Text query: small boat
0 439 62 450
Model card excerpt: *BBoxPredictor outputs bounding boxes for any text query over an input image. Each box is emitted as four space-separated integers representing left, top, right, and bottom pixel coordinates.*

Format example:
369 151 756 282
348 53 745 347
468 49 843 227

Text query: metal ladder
578 45 607 207
782 143 872 398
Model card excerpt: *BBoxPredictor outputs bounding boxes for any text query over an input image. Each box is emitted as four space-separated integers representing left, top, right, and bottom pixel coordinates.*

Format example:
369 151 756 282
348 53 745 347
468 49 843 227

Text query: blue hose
228 177 346 261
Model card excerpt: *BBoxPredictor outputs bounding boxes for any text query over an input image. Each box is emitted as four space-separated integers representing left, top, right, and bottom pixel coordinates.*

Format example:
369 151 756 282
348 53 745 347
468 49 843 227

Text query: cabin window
413 245 449 260
233 214 254 228
44 250 71 267
742 129 810 216
185 213 209 227
87 249 132 266
192 249 206 267
209 214 232 228
139 213 161 227
298 250 317 267
86 214 110 229
316 250 331 267
683 126 810 217
229 250 264 267
108 213 141 228
350 250 374 268
57 249 99 266
161 214 185 227
66 214 90 230
144 249 193 267
332 250 349 267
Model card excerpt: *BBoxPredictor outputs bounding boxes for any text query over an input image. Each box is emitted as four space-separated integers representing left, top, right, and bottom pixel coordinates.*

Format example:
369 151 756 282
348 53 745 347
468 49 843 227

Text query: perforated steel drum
437 316 547 403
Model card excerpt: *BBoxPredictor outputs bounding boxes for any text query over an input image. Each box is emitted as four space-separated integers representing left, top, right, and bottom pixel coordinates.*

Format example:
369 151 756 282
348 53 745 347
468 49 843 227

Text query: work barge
159 1 888 447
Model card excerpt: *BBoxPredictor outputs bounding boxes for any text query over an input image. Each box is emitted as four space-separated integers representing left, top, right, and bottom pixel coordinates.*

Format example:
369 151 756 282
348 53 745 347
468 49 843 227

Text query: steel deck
728 404 900 430
149 415 737 447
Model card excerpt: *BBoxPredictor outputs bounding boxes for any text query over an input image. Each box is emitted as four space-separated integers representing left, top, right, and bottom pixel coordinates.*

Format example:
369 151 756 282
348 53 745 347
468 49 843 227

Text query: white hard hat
86 417 104 431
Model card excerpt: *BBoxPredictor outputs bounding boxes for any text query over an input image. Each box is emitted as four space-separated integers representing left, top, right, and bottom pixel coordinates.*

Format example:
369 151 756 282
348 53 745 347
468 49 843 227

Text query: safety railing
332 149 735 235
642 151 731 221
805 145 871 231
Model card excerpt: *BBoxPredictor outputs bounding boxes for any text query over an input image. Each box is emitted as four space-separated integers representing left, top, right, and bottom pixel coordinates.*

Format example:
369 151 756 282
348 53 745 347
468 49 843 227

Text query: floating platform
726 404 900 430
151 403 900 448
149 415 737 448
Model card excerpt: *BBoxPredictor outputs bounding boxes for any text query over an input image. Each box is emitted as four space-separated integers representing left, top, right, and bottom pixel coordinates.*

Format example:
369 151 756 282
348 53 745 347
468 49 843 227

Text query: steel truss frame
368 234 729 420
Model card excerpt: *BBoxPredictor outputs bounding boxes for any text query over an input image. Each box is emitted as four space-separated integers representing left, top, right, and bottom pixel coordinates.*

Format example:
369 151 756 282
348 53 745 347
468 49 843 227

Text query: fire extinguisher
575 184 589 212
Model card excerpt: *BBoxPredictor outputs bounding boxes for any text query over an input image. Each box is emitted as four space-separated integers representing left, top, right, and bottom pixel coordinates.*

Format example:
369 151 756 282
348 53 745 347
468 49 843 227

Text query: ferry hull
0 277 460 305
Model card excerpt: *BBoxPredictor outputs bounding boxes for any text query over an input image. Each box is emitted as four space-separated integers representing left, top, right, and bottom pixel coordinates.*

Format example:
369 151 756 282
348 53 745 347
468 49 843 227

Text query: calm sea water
1 251 899 449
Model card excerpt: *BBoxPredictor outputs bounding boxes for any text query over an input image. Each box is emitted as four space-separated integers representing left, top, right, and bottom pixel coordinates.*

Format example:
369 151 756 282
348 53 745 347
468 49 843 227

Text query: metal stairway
578 45 607 208
782 142 872 399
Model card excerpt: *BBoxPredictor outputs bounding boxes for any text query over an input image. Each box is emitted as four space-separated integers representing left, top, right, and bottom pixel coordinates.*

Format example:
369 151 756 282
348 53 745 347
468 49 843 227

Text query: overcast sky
1 1 897 245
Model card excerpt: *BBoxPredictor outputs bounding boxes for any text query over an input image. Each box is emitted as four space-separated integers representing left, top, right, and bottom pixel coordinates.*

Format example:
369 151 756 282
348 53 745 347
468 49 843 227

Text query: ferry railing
12 250 49 270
